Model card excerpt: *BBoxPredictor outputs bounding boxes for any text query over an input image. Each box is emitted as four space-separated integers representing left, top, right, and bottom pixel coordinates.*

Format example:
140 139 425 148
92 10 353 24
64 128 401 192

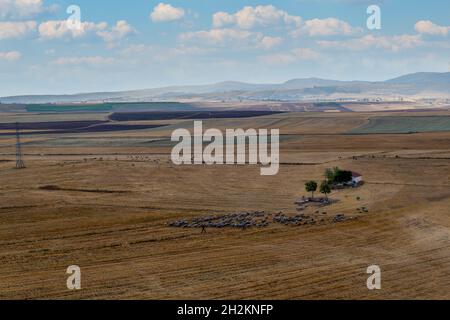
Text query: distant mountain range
1 72 450 104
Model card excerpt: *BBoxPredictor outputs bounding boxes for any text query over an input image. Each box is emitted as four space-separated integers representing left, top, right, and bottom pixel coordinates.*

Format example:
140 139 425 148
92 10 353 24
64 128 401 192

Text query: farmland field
0 122 166 136
109 110 284 121
350 116 450 134
24 102 199 113
0 109 450 299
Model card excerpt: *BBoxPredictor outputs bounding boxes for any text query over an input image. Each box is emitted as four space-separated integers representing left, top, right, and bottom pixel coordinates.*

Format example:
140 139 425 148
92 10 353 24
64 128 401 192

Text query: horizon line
2 71 449 98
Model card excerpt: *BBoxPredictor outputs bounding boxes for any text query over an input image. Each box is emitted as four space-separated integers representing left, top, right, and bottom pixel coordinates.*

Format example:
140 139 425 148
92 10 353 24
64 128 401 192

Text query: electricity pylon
15 122 25 169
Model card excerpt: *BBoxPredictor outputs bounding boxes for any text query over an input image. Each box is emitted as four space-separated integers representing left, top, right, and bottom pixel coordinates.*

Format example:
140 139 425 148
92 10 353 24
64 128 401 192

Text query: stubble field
0 110 450 299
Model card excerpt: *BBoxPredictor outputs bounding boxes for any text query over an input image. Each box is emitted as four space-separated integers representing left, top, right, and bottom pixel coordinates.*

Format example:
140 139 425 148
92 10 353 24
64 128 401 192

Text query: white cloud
212 12 235 28
212 5 301 29
260 48 321 65
50 56 115 66
301 18 361 37
211 7 358 39
38 20 135 46
0 0 44 18
180 28 255 45
38 20 108 40
0 20 36 40
97 20 136 43
317 34 423 52
150 3 185 22
415 20 449 36
0 50 21 61
180 28 281 50
258 36 283 49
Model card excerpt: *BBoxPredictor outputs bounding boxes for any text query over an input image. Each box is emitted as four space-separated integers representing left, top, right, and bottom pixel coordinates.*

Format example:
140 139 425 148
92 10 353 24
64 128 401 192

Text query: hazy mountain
1 72 449 104
382 72 450 96
282 78 352 89
386 72 450 84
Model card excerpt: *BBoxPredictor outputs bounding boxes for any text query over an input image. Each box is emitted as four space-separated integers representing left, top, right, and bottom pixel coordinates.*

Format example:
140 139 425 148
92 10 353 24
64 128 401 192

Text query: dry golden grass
0 111 450 299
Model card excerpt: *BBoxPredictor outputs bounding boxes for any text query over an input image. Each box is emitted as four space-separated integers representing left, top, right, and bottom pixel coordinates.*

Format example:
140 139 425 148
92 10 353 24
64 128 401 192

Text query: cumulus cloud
97 20 136 43
212 5 301 29
0 50 21 61
259 48 321 65
181 28 255 44
180 28 282 50
0 20 36 40
38 20 108 40
211 6 358 40
300 18 361 37
317 34 423 52
0 0 44 18
150 3 185 22
258 36 283 49
50 56 115 66
415 20 449 36
38 19 135 46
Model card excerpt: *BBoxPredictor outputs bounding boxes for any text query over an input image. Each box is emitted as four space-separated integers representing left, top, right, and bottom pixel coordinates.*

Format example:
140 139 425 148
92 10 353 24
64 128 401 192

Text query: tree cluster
304 167 353 199
325 167 353 184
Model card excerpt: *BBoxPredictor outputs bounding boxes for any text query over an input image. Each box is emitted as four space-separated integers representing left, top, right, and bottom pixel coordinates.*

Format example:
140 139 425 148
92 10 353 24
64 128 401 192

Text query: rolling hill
1 72 449 104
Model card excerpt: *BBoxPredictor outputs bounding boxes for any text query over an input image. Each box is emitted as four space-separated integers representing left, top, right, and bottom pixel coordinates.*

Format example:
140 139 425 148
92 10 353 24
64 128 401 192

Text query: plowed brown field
1 111 450 299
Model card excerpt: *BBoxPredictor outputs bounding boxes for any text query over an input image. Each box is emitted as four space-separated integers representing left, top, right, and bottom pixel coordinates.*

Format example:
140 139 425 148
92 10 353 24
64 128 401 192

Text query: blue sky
0 0 449 96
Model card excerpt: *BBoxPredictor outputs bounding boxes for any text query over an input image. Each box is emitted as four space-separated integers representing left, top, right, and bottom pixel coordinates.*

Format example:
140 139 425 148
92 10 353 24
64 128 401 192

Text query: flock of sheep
168 211 270 229
169 210 353 230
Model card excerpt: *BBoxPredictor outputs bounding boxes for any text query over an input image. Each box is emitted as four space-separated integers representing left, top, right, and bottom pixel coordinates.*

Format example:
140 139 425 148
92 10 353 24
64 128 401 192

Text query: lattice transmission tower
15 122 25 169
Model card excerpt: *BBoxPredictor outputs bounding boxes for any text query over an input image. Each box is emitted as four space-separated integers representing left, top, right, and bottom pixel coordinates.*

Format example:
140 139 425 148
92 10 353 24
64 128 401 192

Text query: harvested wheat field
1 111 450 299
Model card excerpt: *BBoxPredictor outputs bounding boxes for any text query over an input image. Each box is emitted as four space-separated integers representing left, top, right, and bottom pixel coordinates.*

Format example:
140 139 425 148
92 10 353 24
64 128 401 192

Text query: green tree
320 181 332 199
334 170 352 183
325 168 335 183
305 181 318 199
333 167 341 178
